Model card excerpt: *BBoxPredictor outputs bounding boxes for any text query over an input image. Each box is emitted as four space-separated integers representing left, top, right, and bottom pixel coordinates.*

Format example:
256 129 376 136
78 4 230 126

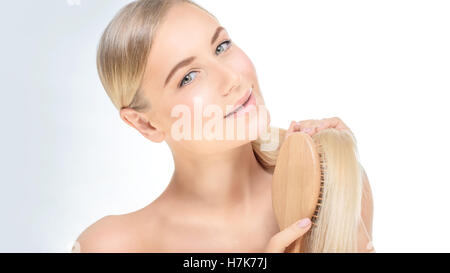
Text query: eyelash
178 39 233 88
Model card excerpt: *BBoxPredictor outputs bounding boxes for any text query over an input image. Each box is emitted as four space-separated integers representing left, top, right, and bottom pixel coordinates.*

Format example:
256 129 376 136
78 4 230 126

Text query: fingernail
297 218 311 228
302 128 312 133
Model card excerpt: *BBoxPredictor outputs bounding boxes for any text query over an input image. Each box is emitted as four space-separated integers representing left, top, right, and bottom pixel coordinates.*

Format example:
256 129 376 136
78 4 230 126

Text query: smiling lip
233 87 253 110
224 86 253 118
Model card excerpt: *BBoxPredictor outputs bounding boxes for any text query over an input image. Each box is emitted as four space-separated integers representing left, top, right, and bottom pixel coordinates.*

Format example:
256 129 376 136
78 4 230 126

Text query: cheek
231 47 257 79
164 92 218 131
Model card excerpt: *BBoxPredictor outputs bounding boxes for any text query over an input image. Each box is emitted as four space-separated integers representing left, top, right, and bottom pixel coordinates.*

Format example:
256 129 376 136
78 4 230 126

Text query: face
125 2 271 155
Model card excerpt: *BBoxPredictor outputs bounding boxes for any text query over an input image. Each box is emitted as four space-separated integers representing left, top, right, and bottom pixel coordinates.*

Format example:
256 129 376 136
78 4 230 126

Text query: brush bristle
311 149 326 226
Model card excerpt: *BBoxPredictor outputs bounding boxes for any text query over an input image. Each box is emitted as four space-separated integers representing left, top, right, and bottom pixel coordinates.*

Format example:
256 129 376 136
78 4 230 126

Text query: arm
357 167 375 252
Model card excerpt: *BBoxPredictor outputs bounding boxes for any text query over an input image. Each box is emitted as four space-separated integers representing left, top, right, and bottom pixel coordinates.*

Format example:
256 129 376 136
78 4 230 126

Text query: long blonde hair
97 0 286 171
302 129 363 252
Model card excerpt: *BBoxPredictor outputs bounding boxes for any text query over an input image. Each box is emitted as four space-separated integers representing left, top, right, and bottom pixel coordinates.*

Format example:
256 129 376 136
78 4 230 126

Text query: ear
120 108 165 143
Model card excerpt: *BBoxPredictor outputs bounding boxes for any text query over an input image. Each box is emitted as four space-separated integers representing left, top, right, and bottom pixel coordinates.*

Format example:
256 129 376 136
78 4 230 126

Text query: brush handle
272 132 321 253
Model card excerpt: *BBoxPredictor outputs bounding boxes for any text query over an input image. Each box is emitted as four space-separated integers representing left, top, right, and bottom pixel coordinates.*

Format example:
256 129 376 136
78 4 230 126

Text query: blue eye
215 40 232 55
179 71 199 88
179 40 233 88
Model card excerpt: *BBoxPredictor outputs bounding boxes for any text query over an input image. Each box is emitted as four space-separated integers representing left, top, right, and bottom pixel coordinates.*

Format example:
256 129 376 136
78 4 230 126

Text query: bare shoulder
73 206 164 253
73 214 134 253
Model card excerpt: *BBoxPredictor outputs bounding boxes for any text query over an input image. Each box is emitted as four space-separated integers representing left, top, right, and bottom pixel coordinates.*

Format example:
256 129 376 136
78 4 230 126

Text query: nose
221 66 242 97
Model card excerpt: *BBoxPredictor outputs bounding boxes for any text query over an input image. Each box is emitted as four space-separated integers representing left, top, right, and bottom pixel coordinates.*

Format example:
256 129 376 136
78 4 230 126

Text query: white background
0 0 449 252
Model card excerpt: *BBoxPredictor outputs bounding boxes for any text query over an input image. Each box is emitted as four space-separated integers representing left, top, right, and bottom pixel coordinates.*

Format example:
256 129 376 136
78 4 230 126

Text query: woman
74 0 374 253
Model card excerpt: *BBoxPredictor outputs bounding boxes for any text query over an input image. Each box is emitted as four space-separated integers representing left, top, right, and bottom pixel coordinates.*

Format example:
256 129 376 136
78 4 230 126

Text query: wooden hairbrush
271 132 325 253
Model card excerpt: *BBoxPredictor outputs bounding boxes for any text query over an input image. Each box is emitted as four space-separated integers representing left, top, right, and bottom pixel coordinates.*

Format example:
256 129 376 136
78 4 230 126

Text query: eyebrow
164 26 226 87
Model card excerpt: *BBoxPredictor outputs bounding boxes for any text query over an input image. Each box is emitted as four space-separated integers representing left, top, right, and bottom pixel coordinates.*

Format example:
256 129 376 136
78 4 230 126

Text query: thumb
265 218 312 253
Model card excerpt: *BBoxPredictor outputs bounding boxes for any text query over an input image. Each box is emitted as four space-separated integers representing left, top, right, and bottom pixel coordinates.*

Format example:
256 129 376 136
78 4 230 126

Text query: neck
167 142 271 208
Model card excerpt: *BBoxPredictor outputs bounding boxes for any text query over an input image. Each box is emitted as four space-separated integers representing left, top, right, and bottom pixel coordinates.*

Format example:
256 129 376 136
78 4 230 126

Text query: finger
301 124 318 136
315 118 349 134
285 121 298 140
317 119 329 130
296 120 315 134
326 117 349 130
288 121 297 132
265 218 312 253
297 119 317 128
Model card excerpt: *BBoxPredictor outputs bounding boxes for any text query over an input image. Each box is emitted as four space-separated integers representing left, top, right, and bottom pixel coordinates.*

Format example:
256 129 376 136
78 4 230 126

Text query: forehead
143 2 219 91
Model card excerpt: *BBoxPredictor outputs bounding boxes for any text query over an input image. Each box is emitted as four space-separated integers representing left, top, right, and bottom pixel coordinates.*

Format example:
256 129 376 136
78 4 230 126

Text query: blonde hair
301 129 363 252
97 0 286 171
